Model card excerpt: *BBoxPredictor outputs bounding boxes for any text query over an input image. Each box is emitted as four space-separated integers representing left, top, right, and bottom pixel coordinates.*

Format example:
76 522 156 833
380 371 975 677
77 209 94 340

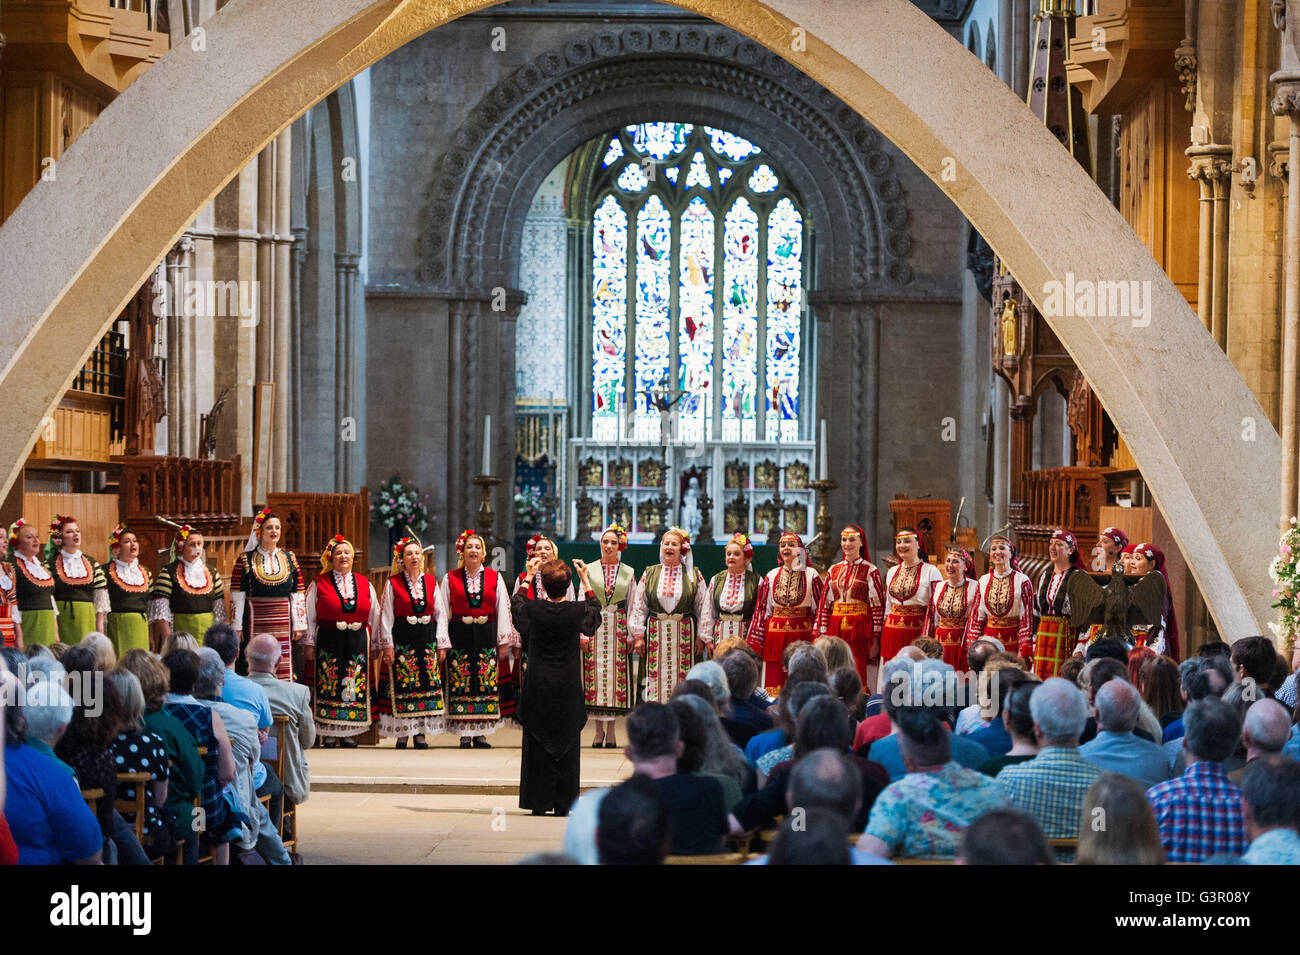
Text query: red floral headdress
729 532 754 563
603 524 628 552
8 518 26 547
320 533 352 572
108 523 129 555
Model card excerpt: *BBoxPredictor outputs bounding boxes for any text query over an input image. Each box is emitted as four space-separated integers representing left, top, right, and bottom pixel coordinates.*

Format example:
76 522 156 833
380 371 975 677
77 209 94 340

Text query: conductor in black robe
513 557 601 816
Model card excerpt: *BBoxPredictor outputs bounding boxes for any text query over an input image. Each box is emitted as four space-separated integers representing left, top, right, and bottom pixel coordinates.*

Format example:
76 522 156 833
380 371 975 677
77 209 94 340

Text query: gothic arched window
590 122 807 446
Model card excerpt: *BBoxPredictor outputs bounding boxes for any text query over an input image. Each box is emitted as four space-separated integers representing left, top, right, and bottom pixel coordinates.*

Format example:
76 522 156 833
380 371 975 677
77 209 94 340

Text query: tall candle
819 419 828 480
482 415 492 475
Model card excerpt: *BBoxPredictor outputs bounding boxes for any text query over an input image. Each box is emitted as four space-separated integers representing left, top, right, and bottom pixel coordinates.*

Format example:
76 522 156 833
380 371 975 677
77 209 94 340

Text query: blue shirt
221 669 273 731
744 728 788 767
1241 827 1300 865
868 731 990 782
3 743 102 864
1284 726 1300 762
1162 716 1184 744
968 721 1013 757
1080 730 1173 790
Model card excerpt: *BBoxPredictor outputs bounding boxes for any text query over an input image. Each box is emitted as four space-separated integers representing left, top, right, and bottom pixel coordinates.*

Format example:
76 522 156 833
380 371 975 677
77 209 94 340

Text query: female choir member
48 515 107 644
747 531 823 694
149 525 227 649
0 526 17 649
436 530 514 749
1032 530 1087 679
924 545 978 669
709 533 760 646
507 535 573 719
1097 526 1128 571
512 558 600 817
376 536 447 749
964 532 1035 662
9 520 56 647
880 527 943 667
583 524 635 748
628 527 712 705
1129 542 1177 657
103 524 152 656
303 535 383 746
229 508 306 681
815 524 885 686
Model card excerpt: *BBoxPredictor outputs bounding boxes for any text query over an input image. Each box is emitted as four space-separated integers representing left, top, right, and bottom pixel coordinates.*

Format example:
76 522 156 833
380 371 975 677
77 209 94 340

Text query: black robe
513 593 600 812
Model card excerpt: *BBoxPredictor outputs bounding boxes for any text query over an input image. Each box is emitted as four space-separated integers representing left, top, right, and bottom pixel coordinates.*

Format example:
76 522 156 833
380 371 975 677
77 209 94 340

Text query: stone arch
0 0 1278 636
419 23 917 294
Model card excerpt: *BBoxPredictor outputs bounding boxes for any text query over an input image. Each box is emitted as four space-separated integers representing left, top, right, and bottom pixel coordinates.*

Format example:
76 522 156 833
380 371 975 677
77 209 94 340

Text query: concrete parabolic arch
0 0 1279 638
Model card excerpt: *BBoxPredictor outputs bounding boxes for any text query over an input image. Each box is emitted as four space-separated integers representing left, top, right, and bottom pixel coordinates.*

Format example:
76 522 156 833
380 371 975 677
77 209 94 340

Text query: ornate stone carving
419 24 914 291
1174 40 1197 113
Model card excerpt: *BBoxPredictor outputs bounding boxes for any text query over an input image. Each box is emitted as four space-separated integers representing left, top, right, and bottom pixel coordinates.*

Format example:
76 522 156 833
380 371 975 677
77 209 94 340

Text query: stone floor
298 721 633 864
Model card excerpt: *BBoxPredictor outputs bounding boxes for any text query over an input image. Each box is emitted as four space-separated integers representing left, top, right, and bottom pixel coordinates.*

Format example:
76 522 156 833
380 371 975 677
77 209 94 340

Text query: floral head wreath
45 514 71 562
603 524 628 552
525 534 544 558
728 532 754 564
167 524 197 564
245 507 276 552
392 535 426 575
8 518 26 547
663 526 693 577
1051 529 1086 570
108 523 129 555
456 529 485 568
320 534 352 572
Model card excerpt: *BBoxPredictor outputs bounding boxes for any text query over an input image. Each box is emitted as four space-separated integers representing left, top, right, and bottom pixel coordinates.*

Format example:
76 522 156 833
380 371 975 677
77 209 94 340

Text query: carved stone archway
0 0 1279 637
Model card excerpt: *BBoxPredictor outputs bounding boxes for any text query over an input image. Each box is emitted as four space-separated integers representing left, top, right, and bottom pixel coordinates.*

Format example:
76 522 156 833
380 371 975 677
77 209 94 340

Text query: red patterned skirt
1033 615 1073 679
933 618 968 670
248 597 294 681
880 606 928 662
761 607 814 693
827 602 875 684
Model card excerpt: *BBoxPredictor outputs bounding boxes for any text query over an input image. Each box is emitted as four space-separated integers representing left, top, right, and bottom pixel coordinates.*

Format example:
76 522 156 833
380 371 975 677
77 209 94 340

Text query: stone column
1186 147 1233 346
1273 66 1300 524
334 252 361 491
273 129 293 491
165 236 193 456
1008 396 1036 524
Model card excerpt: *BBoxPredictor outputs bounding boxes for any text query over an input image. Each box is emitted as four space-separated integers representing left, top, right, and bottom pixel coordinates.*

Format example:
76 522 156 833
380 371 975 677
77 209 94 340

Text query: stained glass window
589 123 806 444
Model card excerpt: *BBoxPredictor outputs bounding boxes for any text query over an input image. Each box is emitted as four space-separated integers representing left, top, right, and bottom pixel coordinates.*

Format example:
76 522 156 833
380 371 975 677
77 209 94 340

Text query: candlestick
473 474 501 556
482 415 492 475
807 478 838 572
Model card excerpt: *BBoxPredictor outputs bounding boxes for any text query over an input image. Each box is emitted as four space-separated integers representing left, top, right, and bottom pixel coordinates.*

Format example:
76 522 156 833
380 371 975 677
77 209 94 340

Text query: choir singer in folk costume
628 527 712 705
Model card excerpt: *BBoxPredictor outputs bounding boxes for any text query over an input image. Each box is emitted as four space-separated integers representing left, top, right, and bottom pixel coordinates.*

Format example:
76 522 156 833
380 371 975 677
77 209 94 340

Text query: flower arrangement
1268 517 1300 653
371 475 430 534
514 484 545 529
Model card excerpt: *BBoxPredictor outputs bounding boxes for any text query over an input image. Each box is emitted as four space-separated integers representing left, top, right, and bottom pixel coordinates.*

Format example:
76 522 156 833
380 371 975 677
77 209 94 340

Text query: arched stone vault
0 0 1278 637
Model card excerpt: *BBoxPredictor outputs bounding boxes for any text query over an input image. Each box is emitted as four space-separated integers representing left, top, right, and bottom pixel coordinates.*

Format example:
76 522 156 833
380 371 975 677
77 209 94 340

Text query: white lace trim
113 559 145 586
59 550 89 580
16 553 49 580
448 718 503 737
377 713 446 737
180 556 208 589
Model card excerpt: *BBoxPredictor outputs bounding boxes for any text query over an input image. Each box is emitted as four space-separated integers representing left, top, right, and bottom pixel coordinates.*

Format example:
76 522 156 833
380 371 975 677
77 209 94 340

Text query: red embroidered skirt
880 606 928 662
933 618 968 670
1033 615 1073 679
828 602 874 683
762 608 814 693
249 597 293 681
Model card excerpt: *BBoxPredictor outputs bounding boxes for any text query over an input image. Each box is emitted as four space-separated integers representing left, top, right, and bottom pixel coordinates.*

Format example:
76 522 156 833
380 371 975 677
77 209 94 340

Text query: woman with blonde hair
375 535 447 749
79 631 117 671
813 635 855 675
161 630 199 657
628 527 712 704
1077 773 1165 865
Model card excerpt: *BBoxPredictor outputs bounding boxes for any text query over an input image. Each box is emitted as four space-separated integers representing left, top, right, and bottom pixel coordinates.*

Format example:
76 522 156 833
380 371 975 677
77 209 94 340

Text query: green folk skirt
171 612 215 642
21 608 59 646
107 611 150 656
55 600 97 645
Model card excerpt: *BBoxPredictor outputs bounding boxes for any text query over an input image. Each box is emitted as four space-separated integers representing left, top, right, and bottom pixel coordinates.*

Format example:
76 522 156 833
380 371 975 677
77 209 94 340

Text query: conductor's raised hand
572 558 589 583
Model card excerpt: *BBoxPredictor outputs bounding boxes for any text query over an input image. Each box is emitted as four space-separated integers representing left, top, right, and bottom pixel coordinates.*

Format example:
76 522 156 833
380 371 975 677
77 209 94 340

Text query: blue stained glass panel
722 196 759 441
634 194 672 440
602 137 625 167
678 196 715 444
685 151 711 190
617 163 649 192
704 126 761 162
765 197 803 441
627 122 692 160
591 194 628 441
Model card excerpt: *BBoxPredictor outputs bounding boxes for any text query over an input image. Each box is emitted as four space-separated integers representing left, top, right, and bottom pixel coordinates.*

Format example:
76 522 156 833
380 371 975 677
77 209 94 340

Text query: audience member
21 675 75 775
1058 656 1084 687
160 630 200 658
624 702 741 855
1239 756 1300 864
768 806 852 865
105 668 172 854
979 680 1041 776
596 774 670 865
1085 639 1129 667
996 678 1101 857
1161 656 1231 744
858 707 1008 859
245 632 315 807
1229 699 1292 785
79 632 117 671
1146 697 1246 863
1076 773 1165 865
869 658 989 780
756 681 831 779
853 653 913 751
968 668 1035 757
205 625 281 827
813 636 855 675
910 636 944 660
828 666 865 729
670 695 751 810
1197 640 1232 659
720 650 771 745
1231 635 1280 695
562 788 608 865
955 808 1052 865
744 650 829 765
1137 655 1183 729
954 648 1025 735
1126 646 1156 687
1079 680 1171 788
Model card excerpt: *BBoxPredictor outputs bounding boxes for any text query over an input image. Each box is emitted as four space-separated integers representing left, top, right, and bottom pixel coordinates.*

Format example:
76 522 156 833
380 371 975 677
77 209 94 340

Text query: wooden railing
267 489 370 583
1015 466 1109 562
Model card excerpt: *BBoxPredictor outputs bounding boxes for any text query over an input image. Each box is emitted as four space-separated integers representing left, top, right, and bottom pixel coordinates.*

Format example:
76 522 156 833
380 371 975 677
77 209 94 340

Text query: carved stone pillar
165 235 194 456
334 252 361 492
1273 68 1300 524
1186 148 1233 349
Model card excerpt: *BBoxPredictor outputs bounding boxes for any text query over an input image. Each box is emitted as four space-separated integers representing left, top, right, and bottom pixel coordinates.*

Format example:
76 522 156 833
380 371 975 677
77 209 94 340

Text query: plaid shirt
996 747 1102 854
1146 761 1245 864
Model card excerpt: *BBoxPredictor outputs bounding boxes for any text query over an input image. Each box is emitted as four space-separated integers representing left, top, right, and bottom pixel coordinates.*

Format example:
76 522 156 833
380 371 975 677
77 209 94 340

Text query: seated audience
909 636 945 660
755 681 831 780
1239 756 1300 864
563 788 608 865
1137 655 1184 729
813 635 856 675
1229 698 1292 785
996 678 1101 857
624 702 741 855
118 649 203 864
869 658 989 781
596 774 670 865
744 649 829 765
853 653 913 752
720 650 771 745
1084 639 1129 667
1079 680 1171 789
768 806 852 865
954 640 1009 735
669 695 750 811
979 680 1041 776
105 668 172 855
1146 697 1246 863
1126 646 1156 687
1162 656 1232 744
1077 772 1165 865
829 666 866 729
1231 635 1281 695
955 808 1053 865
1197 640 1232 659
858 707 1008 859
968 668 1035 757
161 630 200 658
1058 656 1084 687
245 633 315 807
79 632 117 671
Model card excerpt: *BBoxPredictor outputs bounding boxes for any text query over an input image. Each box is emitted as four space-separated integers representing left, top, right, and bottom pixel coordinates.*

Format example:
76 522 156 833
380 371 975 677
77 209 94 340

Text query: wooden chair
1047 836 1079 851
260 714 297 852
664 852 750 865
114 771 151 843
80 787 105 817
